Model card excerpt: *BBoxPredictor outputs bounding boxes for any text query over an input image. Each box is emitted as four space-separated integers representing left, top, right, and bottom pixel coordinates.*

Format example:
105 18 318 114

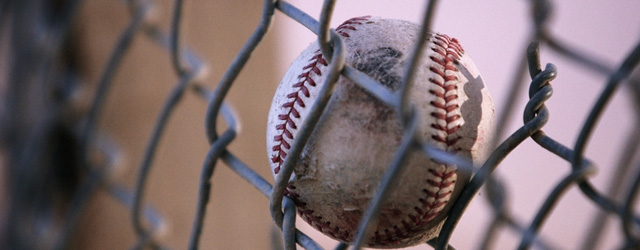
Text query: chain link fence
1 0 639 249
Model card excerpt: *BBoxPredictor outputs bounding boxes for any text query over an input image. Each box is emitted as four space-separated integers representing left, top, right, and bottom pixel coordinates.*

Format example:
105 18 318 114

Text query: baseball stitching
270 50 327 175
428 34 464 152
271 17 463 246
270 16 371 175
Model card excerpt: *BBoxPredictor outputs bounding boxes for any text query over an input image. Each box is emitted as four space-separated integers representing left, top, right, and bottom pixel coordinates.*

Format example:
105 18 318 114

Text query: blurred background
1 0 639 249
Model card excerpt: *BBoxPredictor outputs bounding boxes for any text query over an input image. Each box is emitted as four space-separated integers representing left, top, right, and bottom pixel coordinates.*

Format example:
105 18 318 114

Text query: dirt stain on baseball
342 47 404 134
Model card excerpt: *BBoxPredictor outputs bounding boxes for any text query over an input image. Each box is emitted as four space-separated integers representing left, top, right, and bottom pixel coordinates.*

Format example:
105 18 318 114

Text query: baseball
267 16 494 248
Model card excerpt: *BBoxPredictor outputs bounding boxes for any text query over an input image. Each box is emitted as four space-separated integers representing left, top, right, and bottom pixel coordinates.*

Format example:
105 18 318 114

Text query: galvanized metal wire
1 0 640 249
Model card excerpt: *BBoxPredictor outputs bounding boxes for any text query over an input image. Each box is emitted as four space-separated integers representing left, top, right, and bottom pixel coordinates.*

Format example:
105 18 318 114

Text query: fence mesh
1 0 640 249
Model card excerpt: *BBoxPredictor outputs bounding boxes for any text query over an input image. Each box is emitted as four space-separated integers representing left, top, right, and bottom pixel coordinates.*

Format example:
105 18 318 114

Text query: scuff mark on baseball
267 16 495 248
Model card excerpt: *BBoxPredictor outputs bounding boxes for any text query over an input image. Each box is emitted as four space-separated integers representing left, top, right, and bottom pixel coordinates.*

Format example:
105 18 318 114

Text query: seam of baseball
388 33 465 239
272 15 371 243
428 33 464 151
270 50 327 174
415 33 465 219
367 33 466 245
270 15 371 175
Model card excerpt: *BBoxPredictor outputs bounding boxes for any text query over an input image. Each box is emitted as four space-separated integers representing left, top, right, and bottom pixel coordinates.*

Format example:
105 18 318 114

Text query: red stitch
430 112 446 120
282 101 294 108
429 55 445 65
273 135 283 142
444 95 458 103
449 41 464 55
290 107 300 118
445 63 458 72
310 66 321 75
437 191 452 199
442 171 456 179
339 26 357 31
427 179 442 187
446 114 461 123
336 15 371 37
284 118 296 129
430 101 446 110
429 66 445 77
444 84 457 92
440 180 456 189
433 39 447 48
336 16 371 29
316 56 328 66
429 89 444 98
436 34 449 40
280 140 290 150
271 156 281 164
283 129 293 139
299 85 310 97
423 190 438 198
295 97 305 108
432 47 446 57
447 125 460 134
431 201 447 209
292 81 304 88
302 63 314 70
428 169 443 177
446 104 459 112
444 75 458 82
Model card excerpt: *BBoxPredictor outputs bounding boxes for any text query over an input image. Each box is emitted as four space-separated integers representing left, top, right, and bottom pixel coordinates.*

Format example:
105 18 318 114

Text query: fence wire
1 0 640 250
